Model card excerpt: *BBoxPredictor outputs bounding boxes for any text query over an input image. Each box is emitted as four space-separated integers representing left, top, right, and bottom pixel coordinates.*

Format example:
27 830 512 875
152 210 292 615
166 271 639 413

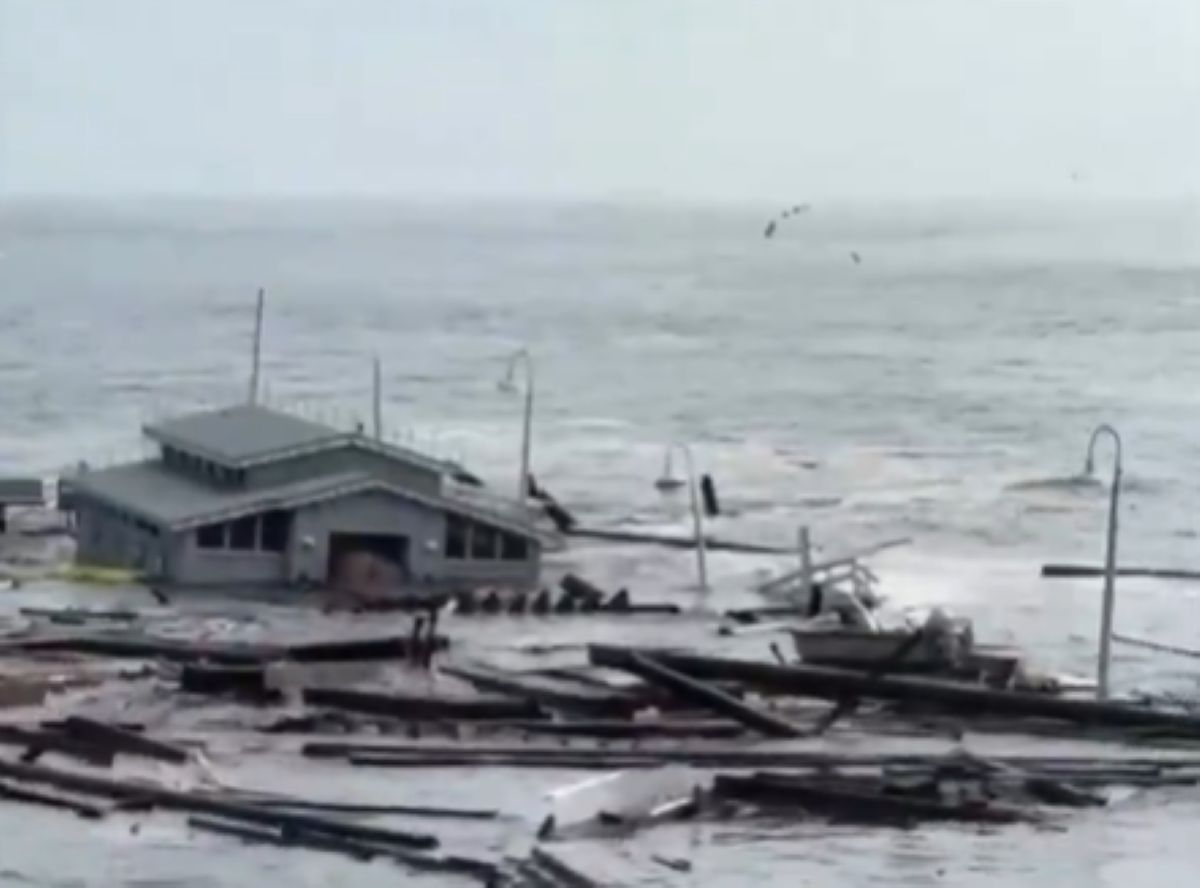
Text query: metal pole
502 350 535 505
248 287 264 405
673 443 708 592
520 363 534 505
1086 424 1123 700
798 526 813 604
372 357 383 441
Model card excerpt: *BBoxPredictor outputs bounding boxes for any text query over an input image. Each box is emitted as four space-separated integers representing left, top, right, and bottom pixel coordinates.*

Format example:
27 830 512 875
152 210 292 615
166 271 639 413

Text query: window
445 516 467 559
197 522 225 549
261 510 291 552
501 532 529 561
471 523 498 560
229 515 257 550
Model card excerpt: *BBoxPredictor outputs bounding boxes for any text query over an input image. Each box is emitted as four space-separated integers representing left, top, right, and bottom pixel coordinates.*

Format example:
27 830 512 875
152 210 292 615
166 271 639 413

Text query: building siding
74 499 166 574
70 464 540 591
288 490 444 585
246 446 441 497
172 542 286 586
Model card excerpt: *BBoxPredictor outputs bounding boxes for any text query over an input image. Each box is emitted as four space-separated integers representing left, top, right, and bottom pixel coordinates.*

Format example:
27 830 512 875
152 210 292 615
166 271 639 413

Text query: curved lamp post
499 349 535 505
657 442 709 592
1085 423 1123 700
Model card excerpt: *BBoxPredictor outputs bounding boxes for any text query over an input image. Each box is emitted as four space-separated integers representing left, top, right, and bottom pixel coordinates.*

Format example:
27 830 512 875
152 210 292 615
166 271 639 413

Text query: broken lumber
529 847 599 888
60 717 189 764
483 718 745 740
0 757 439 850
187 817 498 881
0 725 115 767
180 663 273 699
303 688 543 721
591 649 801 738
245 797 499 820
0 779 108 819
712 773 1029 825
565 526 795 555
439 664 641 718
286 635 449 662
589 646 1200 736
559 574 606 608
1042 564 1200 581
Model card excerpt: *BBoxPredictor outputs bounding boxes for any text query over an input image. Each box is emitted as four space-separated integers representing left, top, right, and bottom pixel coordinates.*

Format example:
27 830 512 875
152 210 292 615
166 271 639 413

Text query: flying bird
762 203 811 239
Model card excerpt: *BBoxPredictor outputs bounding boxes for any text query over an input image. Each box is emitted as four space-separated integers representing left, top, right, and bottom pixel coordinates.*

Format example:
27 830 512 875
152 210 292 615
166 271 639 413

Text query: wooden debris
712 773 1031 825
0 725 115 767
482 718 745 740
559 574 606 609
4 633 447 665
187 817 499 881
591 649 801 739
528 847 599 888
590 646 1200 736
180 663 273 699
60 717 190 764
0 778 108 819
1042 564 1200 581
303 688 544 721
440 664 642 718
245 797 499 820
19 607 140 623
0 757 440 850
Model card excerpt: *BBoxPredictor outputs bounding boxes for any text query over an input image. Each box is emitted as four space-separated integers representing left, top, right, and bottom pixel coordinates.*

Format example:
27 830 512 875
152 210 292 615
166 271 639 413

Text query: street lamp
656 442 708 591
499 349 535 505
1085 423 1123 700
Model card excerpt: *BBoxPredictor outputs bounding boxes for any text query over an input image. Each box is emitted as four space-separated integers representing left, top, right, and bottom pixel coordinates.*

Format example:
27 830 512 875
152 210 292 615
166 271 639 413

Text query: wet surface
3 199 1200 882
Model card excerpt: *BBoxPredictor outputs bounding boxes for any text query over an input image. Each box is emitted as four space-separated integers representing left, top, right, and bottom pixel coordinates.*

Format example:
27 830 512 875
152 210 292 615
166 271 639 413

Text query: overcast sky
2 0 1198 201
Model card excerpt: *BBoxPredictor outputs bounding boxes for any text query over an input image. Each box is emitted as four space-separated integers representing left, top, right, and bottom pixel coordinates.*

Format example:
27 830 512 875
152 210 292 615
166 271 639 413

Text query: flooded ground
2 198 1200 883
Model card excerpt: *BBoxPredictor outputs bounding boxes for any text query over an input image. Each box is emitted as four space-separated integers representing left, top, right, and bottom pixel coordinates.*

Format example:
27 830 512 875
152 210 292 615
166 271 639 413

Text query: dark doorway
326 532 410 595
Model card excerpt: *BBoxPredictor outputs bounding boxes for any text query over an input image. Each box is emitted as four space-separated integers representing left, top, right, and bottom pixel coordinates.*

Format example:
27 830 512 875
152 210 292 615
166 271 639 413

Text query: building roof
143 403 451 475
143 404 345 468
69 460 540 539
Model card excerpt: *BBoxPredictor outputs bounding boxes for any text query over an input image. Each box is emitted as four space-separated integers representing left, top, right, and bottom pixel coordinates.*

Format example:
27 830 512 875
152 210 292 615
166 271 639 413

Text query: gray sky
2 0 1198 201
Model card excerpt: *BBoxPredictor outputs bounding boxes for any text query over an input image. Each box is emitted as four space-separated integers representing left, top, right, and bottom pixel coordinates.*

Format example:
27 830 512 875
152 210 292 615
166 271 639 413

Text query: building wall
246 445 441 497
169 539 286 586
74 498 167 575
287 489 443 584
73 489 539 590
439 544 541 588
287 490 541 589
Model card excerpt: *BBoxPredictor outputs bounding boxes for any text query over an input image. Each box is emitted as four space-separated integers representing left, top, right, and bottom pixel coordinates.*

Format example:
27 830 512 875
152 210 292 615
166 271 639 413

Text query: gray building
66 404 542 589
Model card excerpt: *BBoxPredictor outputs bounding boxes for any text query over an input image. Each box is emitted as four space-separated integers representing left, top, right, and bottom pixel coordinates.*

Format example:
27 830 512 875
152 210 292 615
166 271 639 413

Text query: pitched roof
143 403 452 476
143 404 344 467
68 460 540 539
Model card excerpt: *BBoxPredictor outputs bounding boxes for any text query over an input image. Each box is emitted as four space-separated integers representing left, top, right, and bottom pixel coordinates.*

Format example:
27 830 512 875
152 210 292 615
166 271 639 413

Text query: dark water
2 197 1200 884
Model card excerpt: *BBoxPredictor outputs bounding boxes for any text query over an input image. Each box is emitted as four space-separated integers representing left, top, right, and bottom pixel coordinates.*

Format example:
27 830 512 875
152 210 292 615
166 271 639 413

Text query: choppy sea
2 197 1200 885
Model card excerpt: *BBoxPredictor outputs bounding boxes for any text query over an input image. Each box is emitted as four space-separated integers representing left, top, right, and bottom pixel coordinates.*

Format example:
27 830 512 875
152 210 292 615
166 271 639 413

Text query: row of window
196 510 291 553
445 515 529 561
163 446 246 487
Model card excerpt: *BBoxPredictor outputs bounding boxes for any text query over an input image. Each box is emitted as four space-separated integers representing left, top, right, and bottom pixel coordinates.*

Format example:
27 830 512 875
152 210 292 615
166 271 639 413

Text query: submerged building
65 403 541 589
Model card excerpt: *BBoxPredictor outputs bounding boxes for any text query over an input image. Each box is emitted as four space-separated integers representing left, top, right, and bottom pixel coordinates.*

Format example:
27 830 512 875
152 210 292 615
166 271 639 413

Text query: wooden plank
0 758 440 850
61 717 190 765
1042 564 1200 581
591 649 801 738
303 688 543 721
590 646 1200 736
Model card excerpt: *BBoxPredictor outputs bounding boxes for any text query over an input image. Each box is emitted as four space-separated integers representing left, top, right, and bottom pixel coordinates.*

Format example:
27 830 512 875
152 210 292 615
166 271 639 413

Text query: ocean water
2 197 1200 884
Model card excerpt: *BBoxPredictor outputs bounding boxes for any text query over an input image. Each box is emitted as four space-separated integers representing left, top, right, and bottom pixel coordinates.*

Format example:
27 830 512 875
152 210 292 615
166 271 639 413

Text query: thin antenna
372 356 383 441
248 287 265 404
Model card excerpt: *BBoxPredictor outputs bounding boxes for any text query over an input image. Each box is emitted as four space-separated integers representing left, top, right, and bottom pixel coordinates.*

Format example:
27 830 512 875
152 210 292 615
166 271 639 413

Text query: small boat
790 612 975 673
